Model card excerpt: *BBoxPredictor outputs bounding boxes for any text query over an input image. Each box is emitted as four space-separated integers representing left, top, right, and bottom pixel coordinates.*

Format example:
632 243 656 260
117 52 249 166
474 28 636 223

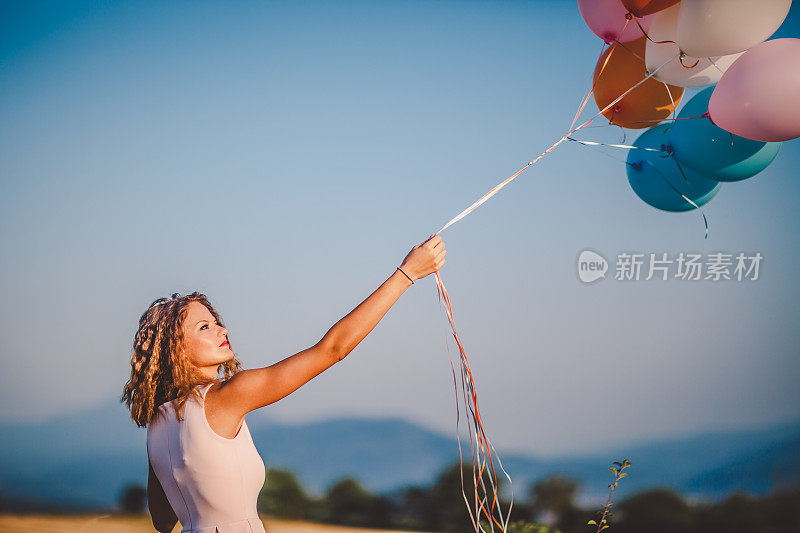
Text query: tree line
120 462 800 532
253 462 800 533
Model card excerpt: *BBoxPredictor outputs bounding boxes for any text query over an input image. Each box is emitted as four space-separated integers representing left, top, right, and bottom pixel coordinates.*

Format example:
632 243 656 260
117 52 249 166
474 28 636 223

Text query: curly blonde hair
121 292 243 427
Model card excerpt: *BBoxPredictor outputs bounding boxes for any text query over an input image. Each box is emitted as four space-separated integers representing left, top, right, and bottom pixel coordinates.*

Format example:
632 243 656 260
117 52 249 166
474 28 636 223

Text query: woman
121 235 446 532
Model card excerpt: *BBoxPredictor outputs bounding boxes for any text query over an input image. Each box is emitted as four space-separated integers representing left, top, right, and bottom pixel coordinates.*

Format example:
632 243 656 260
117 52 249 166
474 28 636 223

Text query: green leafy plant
587 459 631 532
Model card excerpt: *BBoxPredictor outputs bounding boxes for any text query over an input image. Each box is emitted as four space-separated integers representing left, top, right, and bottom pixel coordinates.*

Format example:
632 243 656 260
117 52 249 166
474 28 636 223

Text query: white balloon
676 0 791 57
645 4 743 88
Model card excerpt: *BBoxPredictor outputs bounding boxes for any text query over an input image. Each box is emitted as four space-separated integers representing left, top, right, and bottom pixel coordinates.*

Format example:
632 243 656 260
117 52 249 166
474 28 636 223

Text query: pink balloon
709 38 800 142
578 0 654 43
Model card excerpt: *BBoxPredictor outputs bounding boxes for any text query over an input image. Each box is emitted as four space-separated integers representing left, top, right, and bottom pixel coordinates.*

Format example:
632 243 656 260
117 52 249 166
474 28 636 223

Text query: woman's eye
200 324 208 330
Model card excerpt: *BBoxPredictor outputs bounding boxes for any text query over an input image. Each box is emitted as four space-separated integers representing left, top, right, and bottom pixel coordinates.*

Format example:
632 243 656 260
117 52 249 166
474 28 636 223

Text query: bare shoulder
203 377 256 438
206 369 271 416
206 367 276 410
210 369 260 403
207 342 338 417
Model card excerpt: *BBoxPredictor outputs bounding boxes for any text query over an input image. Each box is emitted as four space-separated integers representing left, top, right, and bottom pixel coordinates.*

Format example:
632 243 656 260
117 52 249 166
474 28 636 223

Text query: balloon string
566 137 665 151
640 158 710 239
430 50 682 533
438 284 476 528
570 139 633 166
438 275 510 533
571 133 712 241
706 57 727 75
438 293 481 531
572 133 711 240
435 272 513 532
438 276 485 531
569 40 612 132
583 113 710 130
607 12 634 45
569 40 627 130
681 56 701 69
626 12 672 47
566 52 678 136
661 80 678 131
626 11 700 69
570 25 634 132
565 112 708 132
666 148 689 182
439 276 508 532
436 52 678 235
571 19 633 130
612 39 646 63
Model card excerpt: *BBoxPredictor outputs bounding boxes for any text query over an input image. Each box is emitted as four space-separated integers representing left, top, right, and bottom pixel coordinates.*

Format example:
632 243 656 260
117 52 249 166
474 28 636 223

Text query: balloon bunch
429 4 797 532
576 0 798 229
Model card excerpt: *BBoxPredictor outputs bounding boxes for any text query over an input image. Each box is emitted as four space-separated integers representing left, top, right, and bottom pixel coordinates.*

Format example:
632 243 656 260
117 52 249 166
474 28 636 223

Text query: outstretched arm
210 235 446 419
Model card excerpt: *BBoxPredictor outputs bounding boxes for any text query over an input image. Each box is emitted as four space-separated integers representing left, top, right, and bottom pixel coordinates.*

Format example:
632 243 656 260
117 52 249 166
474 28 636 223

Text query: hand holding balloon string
399 234 447 282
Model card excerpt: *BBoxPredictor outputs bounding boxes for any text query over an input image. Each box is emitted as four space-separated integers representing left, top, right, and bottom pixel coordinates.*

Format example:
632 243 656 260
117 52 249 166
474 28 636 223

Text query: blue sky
1 0 798 456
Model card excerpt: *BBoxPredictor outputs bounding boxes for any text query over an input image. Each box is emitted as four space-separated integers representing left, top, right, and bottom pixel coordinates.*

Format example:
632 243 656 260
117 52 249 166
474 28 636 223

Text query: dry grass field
0 514 429 533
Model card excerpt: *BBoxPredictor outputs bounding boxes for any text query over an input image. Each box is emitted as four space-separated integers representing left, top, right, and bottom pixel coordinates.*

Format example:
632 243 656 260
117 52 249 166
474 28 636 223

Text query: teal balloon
669 87 781 182
627 124 721 213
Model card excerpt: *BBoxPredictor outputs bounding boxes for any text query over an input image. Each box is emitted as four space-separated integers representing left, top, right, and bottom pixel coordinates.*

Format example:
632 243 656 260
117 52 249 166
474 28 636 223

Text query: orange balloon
592 37 683 129
621 0 680 17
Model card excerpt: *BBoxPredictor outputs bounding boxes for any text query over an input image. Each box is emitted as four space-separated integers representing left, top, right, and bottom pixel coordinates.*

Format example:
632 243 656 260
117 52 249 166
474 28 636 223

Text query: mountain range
1 400 798 510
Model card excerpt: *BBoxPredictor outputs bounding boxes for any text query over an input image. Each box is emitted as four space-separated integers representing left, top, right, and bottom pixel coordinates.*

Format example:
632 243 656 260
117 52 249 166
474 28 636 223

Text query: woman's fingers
432 241 446 271
433 249 447 271
425 235 442 248
401 235 446 279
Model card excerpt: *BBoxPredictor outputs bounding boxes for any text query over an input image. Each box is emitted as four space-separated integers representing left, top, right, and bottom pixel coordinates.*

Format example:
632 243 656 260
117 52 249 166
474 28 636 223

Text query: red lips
220 340 229 347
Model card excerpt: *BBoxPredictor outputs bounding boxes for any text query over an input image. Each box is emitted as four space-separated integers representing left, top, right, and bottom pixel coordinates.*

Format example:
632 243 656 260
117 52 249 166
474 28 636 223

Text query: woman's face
181 301 232 376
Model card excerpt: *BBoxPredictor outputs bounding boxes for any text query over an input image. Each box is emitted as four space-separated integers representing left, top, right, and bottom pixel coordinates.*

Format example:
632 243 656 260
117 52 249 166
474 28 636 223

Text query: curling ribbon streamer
436 272 513 532
428 50 680 532
626 12 700 69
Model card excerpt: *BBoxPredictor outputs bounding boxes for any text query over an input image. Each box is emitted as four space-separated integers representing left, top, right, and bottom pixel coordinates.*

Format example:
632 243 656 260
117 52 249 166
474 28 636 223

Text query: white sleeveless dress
147 382 267 533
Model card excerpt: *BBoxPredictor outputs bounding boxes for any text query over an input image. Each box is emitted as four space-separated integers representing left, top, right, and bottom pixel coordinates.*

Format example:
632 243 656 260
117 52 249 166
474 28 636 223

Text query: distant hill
680 433 800 496
0 400 797 510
